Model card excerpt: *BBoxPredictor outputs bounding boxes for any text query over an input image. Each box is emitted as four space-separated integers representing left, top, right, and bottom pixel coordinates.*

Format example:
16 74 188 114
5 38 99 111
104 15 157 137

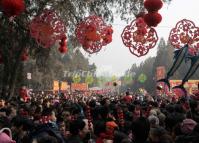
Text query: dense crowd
0 90 199 143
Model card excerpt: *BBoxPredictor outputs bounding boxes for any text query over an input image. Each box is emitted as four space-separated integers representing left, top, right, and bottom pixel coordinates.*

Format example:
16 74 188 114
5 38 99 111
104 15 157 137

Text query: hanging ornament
169 19 199 56
0 0 25 17
21 50 28 61
101 26 113 45
144 12 162 27
121 17 158 57
144 0 163 12
75 15 113 54
58 36 68 54
30 9 67 48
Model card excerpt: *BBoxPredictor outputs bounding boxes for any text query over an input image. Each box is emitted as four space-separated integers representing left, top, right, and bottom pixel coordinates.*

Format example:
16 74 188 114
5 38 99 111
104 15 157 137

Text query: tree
0 0 172 99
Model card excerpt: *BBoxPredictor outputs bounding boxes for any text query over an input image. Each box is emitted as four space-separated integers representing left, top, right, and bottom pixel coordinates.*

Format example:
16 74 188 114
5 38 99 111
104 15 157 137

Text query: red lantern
21 50 28 61
30 9 67 48
144 0 163 12
58 36 68 54
0 0 25 17
169 19 199 55
144 12 162 27
75 15 113 54
121 17 158 57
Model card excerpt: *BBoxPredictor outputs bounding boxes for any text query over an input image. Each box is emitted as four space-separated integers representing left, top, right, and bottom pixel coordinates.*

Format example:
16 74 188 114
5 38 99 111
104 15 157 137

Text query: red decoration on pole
169 19 199 56
0 0 25 17
121 18 158 57
117 107 124 128
21 50 28 61
86 106 92 131
144 0 163 12
75 15 113 54
30 9 67 49
58 36 68 54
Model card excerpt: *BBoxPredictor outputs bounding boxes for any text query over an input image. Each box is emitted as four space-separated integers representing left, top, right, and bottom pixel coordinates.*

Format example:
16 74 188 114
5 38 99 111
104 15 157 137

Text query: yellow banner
53 80 59 91
60 82 69 91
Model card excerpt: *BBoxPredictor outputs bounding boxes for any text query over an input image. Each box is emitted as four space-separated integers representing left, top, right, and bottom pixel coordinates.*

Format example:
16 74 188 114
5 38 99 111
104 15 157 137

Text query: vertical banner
53 80 59 91
60 82 69 91
156 66 166 80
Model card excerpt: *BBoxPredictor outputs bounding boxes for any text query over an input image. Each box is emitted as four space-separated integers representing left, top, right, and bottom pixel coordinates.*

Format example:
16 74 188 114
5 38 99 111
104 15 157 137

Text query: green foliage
122 38 199 94
85 75 94 85
72 74 81 83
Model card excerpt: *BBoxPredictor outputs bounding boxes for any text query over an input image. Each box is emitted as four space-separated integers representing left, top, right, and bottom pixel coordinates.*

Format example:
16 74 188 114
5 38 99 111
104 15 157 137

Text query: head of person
131 117 150 143
69 119 90 139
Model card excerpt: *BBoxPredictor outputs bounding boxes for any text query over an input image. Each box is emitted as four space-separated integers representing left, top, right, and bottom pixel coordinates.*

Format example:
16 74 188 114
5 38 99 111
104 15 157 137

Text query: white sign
27 73 31 79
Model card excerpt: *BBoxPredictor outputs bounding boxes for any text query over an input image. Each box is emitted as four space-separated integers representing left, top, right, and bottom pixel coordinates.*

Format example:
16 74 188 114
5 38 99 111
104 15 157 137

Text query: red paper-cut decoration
169 19 199 56
121 18 158 57
75 15 113 54
30 9 67 48
144 0 163 12
0 0 25 17
144 12 162 27
58 36 68 54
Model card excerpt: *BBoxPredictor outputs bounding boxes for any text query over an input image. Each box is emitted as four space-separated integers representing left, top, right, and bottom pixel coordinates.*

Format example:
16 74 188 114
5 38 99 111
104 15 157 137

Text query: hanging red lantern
144 0 163 12
58 36 68 54
30 9 67 48
144 12 162 27
0 0 25 17
21 50 28 61
121 17 158 57
169 19 199 55
75 15 113 54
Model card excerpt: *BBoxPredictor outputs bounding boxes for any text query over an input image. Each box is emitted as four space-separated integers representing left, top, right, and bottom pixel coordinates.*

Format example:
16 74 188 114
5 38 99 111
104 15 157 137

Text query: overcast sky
81 0 199 77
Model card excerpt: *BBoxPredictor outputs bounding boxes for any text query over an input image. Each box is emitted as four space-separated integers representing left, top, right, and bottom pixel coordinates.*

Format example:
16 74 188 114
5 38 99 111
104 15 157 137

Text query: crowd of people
0 90 199 143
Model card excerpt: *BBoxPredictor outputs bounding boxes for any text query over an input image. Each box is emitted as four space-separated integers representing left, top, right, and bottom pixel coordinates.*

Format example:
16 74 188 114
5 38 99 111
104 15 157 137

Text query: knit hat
0 128 16 143
181 119 197 134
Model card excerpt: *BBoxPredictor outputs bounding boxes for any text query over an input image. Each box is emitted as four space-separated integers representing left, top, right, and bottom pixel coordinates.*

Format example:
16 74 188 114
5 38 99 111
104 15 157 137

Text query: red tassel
58 37 68 54
0 0 25 17
144 12 162 27
144 0 163 12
